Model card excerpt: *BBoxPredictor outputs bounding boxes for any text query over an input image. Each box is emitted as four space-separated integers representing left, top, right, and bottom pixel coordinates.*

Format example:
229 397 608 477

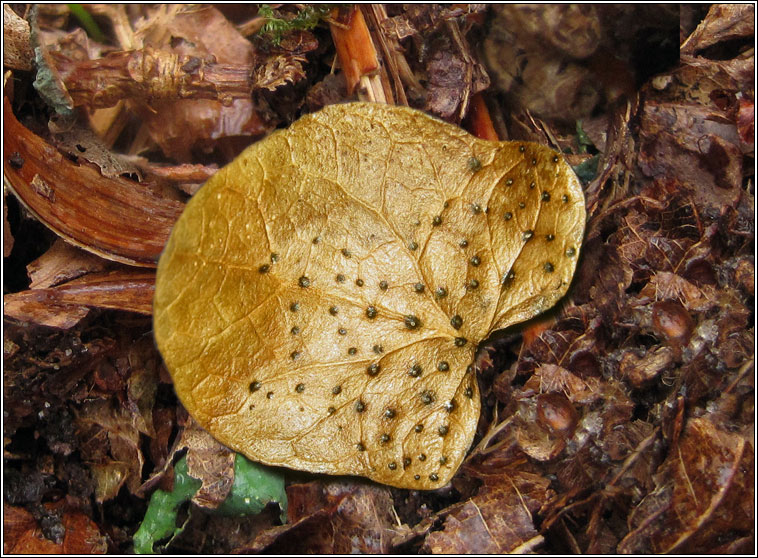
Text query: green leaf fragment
572 155 599 185
67 4 106 43
217 453 287 521
133 456 202 554
133 454 286 554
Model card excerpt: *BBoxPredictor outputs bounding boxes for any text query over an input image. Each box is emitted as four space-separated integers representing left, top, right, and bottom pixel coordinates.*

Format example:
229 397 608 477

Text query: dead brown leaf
154 102 585 489
426 452 551 553
3 502 108 554
619 416 754 553
247 481 403 553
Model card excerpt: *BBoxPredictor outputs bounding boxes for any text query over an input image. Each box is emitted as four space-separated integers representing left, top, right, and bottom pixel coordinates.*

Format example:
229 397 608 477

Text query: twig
465 92 499 140
329 7 385 102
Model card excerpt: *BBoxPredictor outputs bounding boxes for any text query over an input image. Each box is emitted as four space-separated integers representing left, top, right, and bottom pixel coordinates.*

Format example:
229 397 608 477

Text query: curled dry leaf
154 102 585 489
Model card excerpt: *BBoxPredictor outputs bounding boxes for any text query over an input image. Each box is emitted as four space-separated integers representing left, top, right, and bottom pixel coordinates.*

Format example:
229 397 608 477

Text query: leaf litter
2 4 753 554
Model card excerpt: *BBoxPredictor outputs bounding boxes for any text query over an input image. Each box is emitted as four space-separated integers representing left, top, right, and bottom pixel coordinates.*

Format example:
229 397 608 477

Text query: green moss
257 4 332 46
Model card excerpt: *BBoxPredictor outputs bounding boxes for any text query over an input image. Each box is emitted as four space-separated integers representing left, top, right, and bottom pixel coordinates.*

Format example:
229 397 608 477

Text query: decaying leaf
153 102 585 489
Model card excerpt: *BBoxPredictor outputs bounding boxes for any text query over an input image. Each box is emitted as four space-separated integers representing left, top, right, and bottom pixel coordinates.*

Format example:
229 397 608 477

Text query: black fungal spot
367 363 381 376
355 400 366 412
502 270 516 287
464 387 474 398
290 302 300 312
468 157 482 171
266 391 274 399
355 278 364 287
562 194 569 203
419 454 427 461
408 241 418 251
373 344 384 354
523 230 534 241
290 326 300 335
420 390 435 405
341 248 352 258
329 306 339 315
413 282 425 294
414 474 421 480
445 400 457 412
384 409 396 419
439 456 448 465
529 181 536 189
505 178 514 186
451 315 463 330
415 424 424 433
380 433 391 444
270 253 279 263
366 306 378 319
388 462 397 470
470 255 481 267
295 383 305 392
338 327 347 335
552 155 560 163
438 425 449 436
429 473 439 482
454 337 468 347
531 158 537 165
438 361 450 371
518 202 526 210
379 280 388 290
519 145 526 152
566 247 576 257
258 264 270 273
504 211 513 221
404 315 422 330
249 381 261 392
332 385 342 395
356 442 365 451
298 276 311 288
459 239 468 248
432 215 442 226
404 457 412 467
544 262 555 273
541 191 551 201
327 406 335 415
348 347 357 355
471 203 482 214
9 152 24 169
435 287 448 298
468 279 479 290
312 237 320 244
546 234 555 241
291 351 301 360
409 364 422 378
336 274 346 283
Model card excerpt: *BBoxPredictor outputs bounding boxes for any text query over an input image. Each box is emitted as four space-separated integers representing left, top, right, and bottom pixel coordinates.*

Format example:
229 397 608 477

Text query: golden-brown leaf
154 102 585 489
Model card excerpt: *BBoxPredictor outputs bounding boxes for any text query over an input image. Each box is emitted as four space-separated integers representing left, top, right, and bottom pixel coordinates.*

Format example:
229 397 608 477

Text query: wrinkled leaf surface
154 102 585 489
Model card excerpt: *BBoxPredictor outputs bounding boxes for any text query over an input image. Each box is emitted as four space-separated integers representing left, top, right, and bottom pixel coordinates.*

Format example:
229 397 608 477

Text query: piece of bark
3 97 183 266
3 5 34 71
27 238 110 289
4 270 155 329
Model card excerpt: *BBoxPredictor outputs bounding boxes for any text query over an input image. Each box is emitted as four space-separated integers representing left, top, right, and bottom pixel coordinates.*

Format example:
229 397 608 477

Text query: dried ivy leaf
154 102 585 489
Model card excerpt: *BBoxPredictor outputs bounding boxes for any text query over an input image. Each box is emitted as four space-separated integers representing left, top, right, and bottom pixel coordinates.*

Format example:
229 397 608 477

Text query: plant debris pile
3 4 754 554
